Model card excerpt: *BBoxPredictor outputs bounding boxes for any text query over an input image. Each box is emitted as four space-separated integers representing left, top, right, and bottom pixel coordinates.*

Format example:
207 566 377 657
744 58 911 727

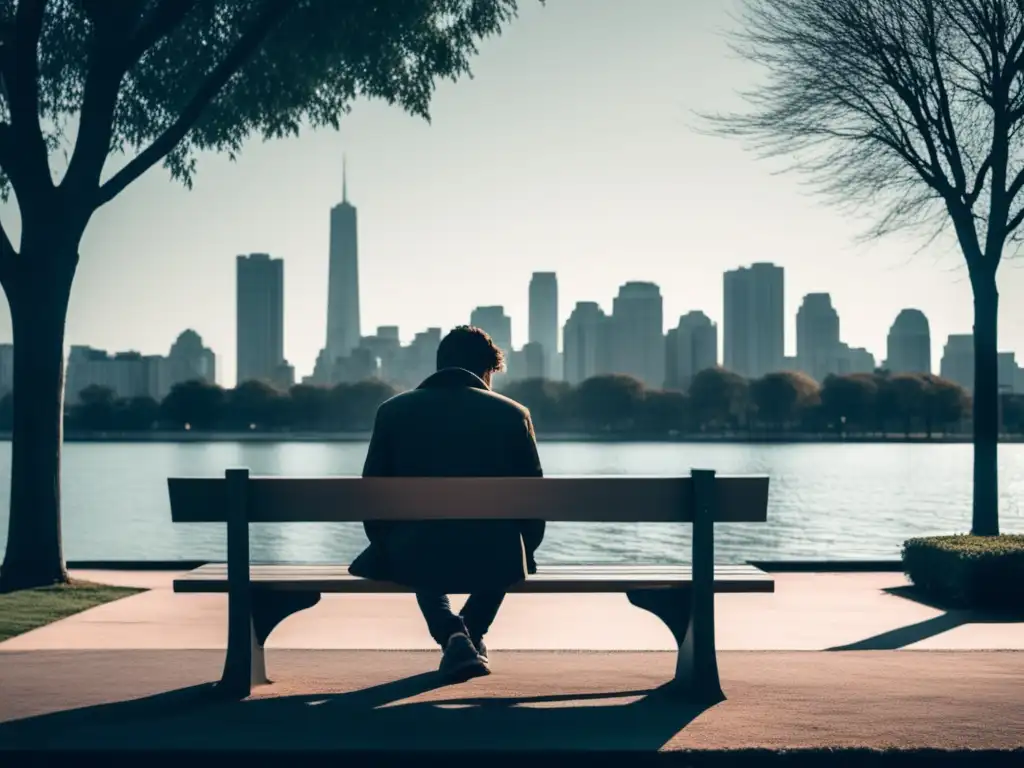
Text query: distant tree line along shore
7 367 1024 439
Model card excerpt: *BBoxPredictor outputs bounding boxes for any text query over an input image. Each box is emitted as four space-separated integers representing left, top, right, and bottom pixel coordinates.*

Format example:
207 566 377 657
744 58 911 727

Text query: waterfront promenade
0 567 1022 755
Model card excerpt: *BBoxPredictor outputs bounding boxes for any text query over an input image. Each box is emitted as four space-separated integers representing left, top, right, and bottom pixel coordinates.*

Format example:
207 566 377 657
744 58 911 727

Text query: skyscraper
885 309 931 374
723 263 785 378
236 253 284 385
665 311 718 389
611 282 664 388
563 301 612 384
941 334 974 392
325 156 361 362
796 293 840 383
529 272 558 379
469 306 513 365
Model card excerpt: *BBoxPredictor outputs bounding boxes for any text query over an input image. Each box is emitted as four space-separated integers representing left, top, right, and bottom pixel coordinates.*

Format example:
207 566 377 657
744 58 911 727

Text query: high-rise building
529 272 558 379
610 282 664 388
563 301 612 385
396 327 442 387
65 347 161 404
723 263 785 378
885 309 931 374
835 344 876 375
469 306 513 368
940 334 974 392
158 330 217 400
236 252 284 385
358 326 402 382
998 352 1020 394
665 311 718 390
796 293 841 383
325 157 361 362
65 331 219 405
522 341 547 379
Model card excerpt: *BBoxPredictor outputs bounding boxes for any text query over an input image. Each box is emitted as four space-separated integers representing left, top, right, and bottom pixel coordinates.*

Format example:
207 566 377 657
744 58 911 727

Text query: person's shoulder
481 389 532 421
374 390 415 419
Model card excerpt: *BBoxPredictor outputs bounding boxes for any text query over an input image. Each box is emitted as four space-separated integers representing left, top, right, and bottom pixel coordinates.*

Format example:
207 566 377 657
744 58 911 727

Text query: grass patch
0 579 142 642
902 535 1024 613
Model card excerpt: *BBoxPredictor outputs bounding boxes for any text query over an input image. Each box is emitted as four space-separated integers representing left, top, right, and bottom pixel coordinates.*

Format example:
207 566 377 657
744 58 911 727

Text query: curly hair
436 325 506 378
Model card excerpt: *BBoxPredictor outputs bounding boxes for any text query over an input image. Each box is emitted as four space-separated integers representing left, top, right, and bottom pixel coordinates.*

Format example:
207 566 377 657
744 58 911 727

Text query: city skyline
42 252 1024 393
0 0 1022 388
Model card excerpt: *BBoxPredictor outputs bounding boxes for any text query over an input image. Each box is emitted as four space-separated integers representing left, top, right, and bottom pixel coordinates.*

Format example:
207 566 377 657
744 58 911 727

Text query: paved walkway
1 569 1022 753
1 649 1022 750
1 569 1021 652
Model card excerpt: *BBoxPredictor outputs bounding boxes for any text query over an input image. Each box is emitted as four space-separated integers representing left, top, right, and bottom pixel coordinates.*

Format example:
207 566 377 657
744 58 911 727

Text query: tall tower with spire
325 154 361 362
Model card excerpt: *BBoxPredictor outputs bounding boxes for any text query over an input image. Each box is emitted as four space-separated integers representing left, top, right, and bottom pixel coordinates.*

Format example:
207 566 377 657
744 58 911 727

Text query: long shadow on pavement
826 585 1022 651
0 670 716 751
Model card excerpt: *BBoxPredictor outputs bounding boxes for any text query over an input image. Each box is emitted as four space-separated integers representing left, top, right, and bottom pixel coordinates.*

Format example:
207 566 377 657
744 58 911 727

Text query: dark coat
348 367 545 593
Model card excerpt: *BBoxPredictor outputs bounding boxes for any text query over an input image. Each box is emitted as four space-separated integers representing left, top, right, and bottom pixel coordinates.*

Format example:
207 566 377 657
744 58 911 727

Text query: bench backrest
168 471 770 524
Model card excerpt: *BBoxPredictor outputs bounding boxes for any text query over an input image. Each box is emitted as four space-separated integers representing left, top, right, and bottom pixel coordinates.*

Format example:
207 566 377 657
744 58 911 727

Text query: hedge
902 535 1024 613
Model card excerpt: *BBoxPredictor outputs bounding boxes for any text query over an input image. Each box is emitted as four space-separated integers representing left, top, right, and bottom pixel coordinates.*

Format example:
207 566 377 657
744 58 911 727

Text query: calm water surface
0 441 1022 564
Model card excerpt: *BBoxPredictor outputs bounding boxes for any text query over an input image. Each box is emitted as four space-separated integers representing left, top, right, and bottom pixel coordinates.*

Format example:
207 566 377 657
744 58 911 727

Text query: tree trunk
0 244 77 592
971 277 999 537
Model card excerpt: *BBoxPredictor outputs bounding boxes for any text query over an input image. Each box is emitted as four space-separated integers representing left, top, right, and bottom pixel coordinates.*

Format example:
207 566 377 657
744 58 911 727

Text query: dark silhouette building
326 156 361 362
528 272 559 380
236 252 284 386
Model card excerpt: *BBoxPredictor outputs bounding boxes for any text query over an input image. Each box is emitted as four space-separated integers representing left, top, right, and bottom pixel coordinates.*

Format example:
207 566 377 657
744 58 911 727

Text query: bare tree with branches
710 0 1024 536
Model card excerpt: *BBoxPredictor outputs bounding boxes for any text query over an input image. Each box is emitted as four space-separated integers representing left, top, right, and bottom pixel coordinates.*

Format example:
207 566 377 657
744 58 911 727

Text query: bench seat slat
173 563 775 594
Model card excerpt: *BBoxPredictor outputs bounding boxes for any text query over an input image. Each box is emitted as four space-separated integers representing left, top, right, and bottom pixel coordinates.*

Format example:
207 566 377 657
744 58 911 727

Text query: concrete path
1 649 1022 751
1 570 1021 652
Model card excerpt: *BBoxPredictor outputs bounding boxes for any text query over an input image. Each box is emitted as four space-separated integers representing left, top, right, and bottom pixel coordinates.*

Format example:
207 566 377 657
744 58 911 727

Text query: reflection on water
0 441 1021 563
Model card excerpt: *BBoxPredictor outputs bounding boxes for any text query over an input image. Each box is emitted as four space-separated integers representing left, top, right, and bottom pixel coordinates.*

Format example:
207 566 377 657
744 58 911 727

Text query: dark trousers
415 592 506 647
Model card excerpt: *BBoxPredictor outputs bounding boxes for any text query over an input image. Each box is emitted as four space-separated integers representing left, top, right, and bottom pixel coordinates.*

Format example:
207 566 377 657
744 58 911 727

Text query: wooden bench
168 468 773 699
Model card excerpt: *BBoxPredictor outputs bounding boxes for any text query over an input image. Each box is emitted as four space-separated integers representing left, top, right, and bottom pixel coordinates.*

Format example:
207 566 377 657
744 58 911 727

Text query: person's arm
362 405 392 478
521 411 543 478
516 410 545 573
361 405 393 545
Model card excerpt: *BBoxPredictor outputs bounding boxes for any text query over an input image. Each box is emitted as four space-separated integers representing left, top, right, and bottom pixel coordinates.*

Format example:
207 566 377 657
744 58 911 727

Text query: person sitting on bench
349 325 545 681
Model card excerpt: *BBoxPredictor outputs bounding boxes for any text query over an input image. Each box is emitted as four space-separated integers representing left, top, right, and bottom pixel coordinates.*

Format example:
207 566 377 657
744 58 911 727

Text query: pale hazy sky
2 0 1023 387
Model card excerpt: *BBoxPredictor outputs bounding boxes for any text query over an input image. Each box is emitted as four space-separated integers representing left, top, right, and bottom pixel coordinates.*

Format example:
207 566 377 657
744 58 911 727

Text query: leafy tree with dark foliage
68 384 117 431
159 379 226 431
688 367 749 431
886 374 930 438
713 0 1024 536
224 379 286 430
749 371 820 431
0 0 524 591
821 373 879 435
59 371 975 438
499 378 572 432
569 374 645 432
921 374 970 437
287 383 330 431
327 380 398 432
111 395 160 431
637 389 690 435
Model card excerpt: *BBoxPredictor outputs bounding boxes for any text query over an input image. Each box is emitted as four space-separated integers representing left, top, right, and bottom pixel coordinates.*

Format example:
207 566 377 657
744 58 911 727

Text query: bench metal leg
219 591 321 697
626 586 723 702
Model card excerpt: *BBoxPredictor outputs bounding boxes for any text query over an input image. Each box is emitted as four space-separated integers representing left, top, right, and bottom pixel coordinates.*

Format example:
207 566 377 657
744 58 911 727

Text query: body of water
0 441 1021 564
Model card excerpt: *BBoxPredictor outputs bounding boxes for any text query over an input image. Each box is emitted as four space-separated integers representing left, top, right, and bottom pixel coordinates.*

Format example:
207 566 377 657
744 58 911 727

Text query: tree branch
95 0 293 208
65 0 201 200
967 155 993 205
1006 203 1024 234
3 0 50 200
125 0 199 65
62 27 129 198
